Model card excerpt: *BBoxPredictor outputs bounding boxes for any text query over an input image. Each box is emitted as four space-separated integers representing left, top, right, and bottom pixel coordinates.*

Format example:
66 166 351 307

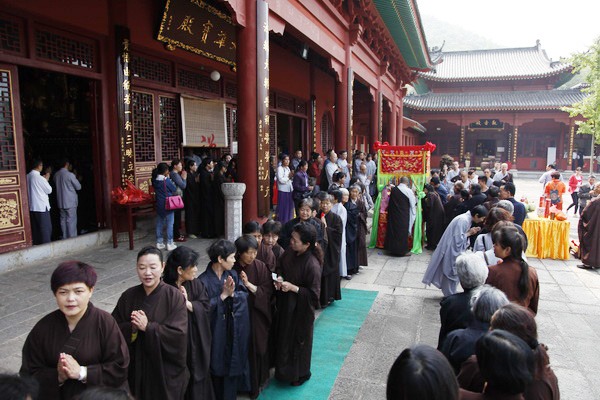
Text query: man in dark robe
112 281 189 400
344 196 359 274
384 177 415 256
578 184 600 269
199 158 215 238
21 303 129 400
182 278 214 400
319 194 342 307
274 246 321 385
233 253 273 398
423 184 445 250
184 161 201 237
199 264 250 400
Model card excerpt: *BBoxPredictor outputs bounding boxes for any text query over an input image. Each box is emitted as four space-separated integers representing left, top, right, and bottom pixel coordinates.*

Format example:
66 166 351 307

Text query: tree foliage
561 37 600 144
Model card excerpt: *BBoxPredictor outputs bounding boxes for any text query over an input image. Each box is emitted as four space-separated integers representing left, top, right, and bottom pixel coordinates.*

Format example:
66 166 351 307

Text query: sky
416 0 600 60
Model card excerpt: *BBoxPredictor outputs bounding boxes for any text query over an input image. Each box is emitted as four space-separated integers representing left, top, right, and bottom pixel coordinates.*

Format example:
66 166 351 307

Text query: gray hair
456 252 489 289
298 198 314 209
496 200 514 215
470 285 509 323
349 185 362 193
339 188 349 196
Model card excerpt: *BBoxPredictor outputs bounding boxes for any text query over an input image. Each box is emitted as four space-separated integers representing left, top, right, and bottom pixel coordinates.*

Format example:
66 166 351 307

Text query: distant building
405 41 595 171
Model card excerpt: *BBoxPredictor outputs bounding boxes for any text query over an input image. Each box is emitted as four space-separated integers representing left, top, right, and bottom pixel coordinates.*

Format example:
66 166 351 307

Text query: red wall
270 43 310 100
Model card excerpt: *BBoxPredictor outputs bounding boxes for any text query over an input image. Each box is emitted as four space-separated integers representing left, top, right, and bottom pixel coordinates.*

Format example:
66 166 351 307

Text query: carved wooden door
0 64 30 253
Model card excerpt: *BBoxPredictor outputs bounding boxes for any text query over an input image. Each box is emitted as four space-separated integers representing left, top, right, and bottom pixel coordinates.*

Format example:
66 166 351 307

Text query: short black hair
235 234 259 255
261 220 282 236
478 175 487 183
0 373 38 400
471 183 482 195
430 176 440 185
472 205 489 218
75 386 134 400
297 160 308 170
331 189 343 203
242 221 261 235
476 330 534 395
550 171 560 179
59 157 70 168
339 150 347 155
207 239 237 263
386 344 458 400
424 183 434 192
51 261 97 293
163 246 199 286
460 189 470 200
137 245 163 263
31 159 43 170
487 186 500 198
501 182 516 197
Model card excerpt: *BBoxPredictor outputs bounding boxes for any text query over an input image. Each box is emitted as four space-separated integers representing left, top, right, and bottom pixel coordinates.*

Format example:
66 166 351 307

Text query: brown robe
234 259 273 397
579 197 600 267
274 248 322 383
458 355 560 400
356 198 369 267
321 211 343 307
257 242 277 272
20 303 129 400
182 279 215 400
271 243 285 262
486 259 539 315
424 191 446 250
112 282 189 400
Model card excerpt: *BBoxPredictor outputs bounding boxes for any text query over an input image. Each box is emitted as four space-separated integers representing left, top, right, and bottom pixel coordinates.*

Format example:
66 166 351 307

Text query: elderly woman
163 246 213 400
387 345 459 400
437 253 489 349
279 198 326 250
458 304 560 400
112 246 188 400
441 285 509 373
21 262 129 400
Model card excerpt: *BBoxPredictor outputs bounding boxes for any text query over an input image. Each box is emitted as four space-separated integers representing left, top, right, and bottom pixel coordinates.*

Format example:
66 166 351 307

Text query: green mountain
421 14 504 51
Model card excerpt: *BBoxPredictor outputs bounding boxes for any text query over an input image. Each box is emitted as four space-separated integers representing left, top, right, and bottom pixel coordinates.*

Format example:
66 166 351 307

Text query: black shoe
577 264 594 269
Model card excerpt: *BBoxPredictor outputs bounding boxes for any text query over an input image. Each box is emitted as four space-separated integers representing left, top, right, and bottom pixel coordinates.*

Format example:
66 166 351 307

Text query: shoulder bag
164 180 184 210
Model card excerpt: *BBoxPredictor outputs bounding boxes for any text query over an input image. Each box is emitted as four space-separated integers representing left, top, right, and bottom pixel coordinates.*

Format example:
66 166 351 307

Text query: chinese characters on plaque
468 119 504 130
157 0 236 69
116 26 135 187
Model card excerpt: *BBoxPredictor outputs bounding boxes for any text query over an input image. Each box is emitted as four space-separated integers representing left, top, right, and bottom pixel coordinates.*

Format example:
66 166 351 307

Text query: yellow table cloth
522 218 570 260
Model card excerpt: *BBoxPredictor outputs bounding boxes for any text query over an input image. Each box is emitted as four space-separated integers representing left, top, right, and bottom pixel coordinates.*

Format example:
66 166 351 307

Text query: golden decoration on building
0 197 19 228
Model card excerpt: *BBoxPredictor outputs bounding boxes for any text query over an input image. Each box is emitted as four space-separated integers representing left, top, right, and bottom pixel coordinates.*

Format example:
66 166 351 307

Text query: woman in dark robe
112 246 188 400
199 239 251 400
384 183 411 256
163 246 214 400
342 188 359 274
423 184 446 250
242 221 277 273
261 220 285 263
233 235 273 398
213 161 227 237
184 159 201 238
350 184 369 267
318 192 342 307
279 198 326 250
199 158 215 238
21 261 129 400
226 158 238 182
273 222 323 385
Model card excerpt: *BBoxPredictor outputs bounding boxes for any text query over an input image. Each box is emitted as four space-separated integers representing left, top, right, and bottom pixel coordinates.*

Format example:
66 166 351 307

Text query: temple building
404 41 595 172
0 0 432 254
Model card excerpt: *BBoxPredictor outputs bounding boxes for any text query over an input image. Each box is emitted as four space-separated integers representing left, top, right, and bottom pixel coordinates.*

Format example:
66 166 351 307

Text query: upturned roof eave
418 66 573 83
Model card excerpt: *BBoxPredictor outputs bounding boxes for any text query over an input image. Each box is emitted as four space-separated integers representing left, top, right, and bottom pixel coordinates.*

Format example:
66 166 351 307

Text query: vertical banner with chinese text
347 67 354 152
116 26 134 188
256 0 270 216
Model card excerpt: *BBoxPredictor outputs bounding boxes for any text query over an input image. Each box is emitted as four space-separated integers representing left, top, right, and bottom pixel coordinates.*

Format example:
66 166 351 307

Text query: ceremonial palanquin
369 142 436 254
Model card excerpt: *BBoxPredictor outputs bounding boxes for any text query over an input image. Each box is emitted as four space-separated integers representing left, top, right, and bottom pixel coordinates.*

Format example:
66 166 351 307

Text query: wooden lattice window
132 91 155 162
321 112 333 155
35 28 96 70
225 82 237 99
0 70 17 170
277 94 294 112
160 96 179 162
0 15 23 55
296 101 307 115
177 68 220 95
131 54 172 85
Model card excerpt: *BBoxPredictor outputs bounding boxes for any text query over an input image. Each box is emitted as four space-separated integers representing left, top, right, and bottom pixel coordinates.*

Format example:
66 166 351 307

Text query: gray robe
422 211 472 296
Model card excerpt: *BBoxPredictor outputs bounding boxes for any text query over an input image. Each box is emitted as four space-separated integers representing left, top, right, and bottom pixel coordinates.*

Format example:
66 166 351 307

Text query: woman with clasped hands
20 261 129 400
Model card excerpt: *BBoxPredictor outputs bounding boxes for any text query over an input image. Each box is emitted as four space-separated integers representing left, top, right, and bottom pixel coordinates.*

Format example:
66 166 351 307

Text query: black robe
344 201 359 274
184 171 201 236
274 248 322 383
213 172 226 237
424 191 446 250
257 243 277 272
384 186 411 256
356 198 369 267
233 259 273 397
21 303 129 400
271 244 285 262
112 283 188 400
199 168 215 238
279 217 326 251
198 266 250 400
182 279 215 400
321 211 342 307
579 197 600 267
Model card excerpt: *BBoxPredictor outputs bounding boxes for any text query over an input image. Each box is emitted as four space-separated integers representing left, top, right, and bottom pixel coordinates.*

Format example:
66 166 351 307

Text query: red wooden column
237 0 258 222
397 94 404 145
335 70 348 150
389 93 397 145
370 92 378 152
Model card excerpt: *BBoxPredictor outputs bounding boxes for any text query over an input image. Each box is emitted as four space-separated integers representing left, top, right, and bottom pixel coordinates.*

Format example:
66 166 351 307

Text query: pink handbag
164 180 184 210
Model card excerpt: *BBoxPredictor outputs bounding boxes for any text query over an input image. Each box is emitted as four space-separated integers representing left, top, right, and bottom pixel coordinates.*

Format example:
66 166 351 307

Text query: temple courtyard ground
0 176 595 399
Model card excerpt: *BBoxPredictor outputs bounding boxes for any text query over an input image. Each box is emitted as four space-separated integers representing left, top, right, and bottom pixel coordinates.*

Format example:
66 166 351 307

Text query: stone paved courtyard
0 176 596 399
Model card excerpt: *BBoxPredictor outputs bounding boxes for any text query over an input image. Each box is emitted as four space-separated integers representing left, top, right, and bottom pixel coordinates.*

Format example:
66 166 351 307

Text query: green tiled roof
372 0 433 70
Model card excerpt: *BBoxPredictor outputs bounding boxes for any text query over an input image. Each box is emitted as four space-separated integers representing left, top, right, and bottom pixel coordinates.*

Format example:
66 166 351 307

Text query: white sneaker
166 242 177 251
156 242 166 250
